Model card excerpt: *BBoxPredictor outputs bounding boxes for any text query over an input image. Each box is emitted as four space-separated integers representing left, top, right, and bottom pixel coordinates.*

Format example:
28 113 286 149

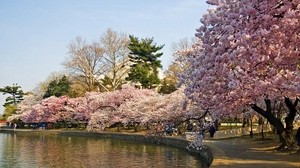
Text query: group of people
6 122 17 129
153 122 178 136
165 124 178 136
187 120 217 139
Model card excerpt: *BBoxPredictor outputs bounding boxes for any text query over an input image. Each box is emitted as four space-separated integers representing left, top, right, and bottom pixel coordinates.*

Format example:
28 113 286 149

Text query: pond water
0 132 204 168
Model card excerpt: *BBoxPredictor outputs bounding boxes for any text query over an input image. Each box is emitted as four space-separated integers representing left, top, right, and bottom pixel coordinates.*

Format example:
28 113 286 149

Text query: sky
0 0 210 114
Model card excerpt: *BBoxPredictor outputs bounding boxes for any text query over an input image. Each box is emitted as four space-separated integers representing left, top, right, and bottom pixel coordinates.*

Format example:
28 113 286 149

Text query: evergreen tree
0 84 24 106
43 75 71 98
126 35 164 88
0 84 24 119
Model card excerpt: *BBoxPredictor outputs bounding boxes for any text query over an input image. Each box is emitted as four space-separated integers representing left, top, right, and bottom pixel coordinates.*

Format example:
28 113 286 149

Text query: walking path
205 136 300 168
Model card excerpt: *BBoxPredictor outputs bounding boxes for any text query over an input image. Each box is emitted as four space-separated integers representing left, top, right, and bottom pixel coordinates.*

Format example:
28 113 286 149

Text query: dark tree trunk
242 113 246 128
261 122 265 139
116 122 121 132
214 119 219 131
281 97 298 149
250 97 298 149
146 123 150 130
250 116 253 138
259 117 265 139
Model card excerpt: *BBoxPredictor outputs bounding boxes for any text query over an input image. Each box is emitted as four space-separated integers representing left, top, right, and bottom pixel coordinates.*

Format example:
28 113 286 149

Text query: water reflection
0 133 203 168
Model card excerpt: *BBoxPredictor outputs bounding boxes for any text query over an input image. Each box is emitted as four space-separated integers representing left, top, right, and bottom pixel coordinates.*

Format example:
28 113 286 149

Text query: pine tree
126 35 164 88
0 84 24 106
43 75 71 98
0 84 24 119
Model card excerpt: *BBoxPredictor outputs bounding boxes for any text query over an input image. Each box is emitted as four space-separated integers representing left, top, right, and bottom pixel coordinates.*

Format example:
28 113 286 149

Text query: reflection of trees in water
0 133 18 168
0 133 202 167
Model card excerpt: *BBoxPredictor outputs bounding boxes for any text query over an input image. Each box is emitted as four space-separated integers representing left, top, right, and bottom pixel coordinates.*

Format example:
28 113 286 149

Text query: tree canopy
183 0 300 148
64 29 130 92
43 75 71 98
9 86 193 132
99 28 130 91
64 37 105 92
126 35 164 88
0 84 25 120
0 84 24 107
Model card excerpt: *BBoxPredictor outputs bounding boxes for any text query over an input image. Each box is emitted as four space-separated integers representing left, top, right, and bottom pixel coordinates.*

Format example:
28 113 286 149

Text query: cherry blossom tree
65 97 89 123
12 85 158 130
115 87 199 129
184 0 300 148
86 107 114 132
22 96 69 123
85 86 192 132
12 85 202 134
85 85 157 131
11 95 89 126
7 94 39 122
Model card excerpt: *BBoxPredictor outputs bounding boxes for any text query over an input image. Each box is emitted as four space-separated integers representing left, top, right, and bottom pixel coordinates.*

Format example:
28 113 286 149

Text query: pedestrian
41 123 46 130
209 125 216 138
200 127 206 139
296 127 300 147
187 121 193 131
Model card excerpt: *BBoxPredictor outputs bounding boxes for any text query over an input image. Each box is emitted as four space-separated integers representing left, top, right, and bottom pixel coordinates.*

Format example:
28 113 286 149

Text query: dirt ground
205 134 300 168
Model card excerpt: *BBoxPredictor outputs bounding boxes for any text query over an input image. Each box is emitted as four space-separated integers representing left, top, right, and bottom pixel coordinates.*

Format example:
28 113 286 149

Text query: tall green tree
43 75 71 98
126 35 164 88
0 84 24 106
0 84 24 119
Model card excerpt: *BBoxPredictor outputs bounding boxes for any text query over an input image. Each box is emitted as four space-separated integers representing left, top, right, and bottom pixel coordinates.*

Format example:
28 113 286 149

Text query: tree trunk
116 122 121 132
250 97 298 149
250 116 253 138
280 97 298 149
259 117 265 139
261 123 265 139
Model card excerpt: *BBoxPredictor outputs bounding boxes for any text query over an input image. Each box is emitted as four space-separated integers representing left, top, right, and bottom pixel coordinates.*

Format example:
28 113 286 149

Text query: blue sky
0 0 209 114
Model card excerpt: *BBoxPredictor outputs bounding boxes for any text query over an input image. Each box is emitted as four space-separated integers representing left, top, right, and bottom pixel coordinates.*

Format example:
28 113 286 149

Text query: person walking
209 124 216 138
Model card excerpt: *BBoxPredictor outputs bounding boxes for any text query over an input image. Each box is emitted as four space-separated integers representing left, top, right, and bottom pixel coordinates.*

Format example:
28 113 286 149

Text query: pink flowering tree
184 1 300 148
116 87 197 131
65 97 89 123
21 96 70 123
14 85 160 130
7 94 39 123
86 85 157 131
13 95 90 127
13 85 205 134
85 86 192 132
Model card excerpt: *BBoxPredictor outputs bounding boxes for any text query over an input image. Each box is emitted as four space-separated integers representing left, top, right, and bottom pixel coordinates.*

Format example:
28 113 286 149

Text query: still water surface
0 132 203 168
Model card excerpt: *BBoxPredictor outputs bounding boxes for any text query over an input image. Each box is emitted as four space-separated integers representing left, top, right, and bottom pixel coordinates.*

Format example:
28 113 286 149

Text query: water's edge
0 129 213 167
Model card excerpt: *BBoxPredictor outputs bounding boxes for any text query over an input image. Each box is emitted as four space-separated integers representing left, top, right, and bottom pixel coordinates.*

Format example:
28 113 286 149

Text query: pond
0 132 204 168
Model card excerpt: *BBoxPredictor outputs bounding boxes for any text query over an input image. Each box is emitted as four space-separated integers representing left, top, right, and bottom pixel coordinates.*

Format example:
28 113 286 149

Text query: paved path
205 137 300 168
